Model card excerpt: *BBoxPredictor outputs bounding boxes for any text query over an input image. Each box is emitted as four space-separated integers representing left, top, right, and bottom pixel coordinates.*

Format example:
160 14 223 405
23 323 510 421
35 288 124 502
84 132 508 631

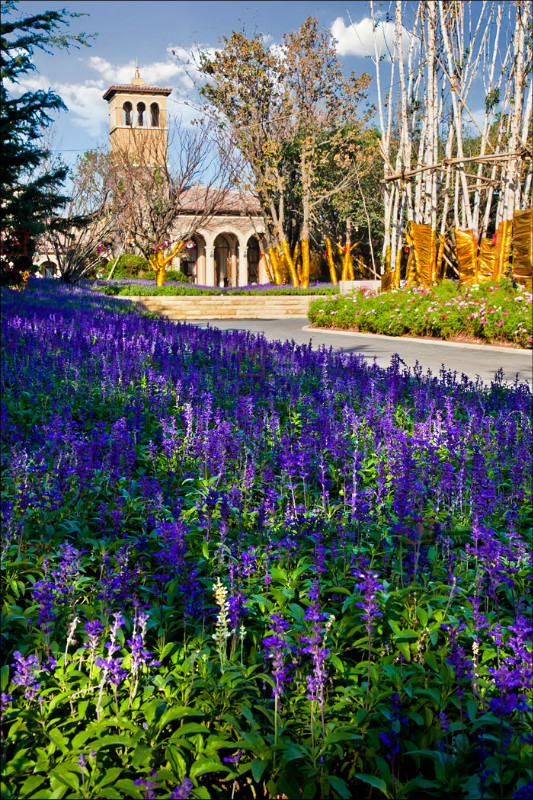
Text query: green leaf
47 730 69 755
330 654 345 675
250 759 268 783
96 768 123 788
287 602 305 623
159 642 176 661
270 566 287 584
396 641 411 662
281 744 307 762
165 744 187 779
20 775 45 797
327 775 352 799
1 665 9 692
158 705 199 730
271 587 289 607
393 629 419 640
189 759 232 779
114 781 144 799
249 594 267 611
143 698 167 726
355 773 390 798
172 722 210 737
91 735 136 751
467 699 477 721
354 708 370 725
325 729 361 745
417 608 429 627
423 651 438 671
50 766 79 792
132 745 152 770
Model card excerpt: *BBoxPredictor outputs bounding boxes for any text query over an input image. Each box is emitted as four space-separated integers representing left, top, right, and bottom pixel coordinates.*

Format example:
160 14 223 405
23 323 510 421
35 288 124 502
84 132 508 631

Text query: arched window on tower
150 103 159 127
137 102 146 126
123 102 133 126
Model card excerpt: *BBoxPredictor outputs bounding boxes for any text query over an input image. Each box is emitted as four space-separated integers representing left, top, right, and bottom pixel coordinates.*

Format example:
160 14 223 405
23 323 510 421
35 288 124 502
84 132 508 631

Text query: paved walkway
188 318 532 386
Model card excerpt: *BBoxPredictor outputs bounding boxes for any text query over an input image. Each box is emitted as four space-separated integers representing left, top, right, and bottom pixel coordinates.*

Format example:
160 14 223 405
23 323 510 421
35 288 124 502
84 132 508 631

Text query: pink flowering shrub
309 279 532 348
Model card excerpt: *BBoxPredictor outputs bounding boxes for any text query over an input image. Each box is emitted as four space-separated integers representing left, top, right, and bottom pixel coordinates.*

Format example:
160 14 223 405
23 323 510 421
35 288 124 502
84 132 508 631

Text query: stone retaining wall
125 294 328 319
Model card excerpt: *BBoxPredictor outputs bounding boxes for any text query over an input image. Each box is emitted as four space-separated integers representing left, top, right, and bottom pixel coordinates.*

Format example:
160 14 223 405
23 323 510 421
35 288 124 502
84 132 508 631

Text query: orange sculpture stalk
281 239 299 287
300 239 310 289
325 237 337 284
149 240 185 287
268 247 283 285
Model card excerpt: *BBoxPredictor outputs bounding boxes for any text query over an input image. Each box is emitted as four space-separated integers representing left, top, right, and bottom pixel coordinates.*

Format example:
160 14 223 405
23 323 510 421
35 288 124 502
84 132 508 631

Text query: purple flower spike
11 651 41 700
170 778 194 799
263 613 290 698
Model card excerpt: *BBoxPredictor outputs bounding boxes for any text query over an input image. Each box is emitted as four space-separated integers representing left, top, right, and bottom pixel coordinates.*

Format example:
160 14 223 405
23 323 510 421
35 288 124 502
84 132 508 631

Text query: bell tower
103 68 172 167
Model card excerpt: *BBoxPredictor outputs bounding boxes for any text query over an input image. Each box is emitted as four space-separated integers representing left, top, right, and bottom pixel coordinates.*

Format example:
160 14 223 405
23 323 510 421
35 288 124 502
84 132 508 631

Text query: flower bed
308 280 533 348
1 280 532 799
95 280 338 297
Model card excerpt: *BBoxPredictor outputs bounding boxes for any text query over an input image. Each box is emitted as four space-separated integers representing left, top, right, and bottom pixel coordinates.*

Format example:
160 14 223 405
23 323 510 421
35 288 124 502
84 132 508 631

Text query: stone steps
124 295 327 319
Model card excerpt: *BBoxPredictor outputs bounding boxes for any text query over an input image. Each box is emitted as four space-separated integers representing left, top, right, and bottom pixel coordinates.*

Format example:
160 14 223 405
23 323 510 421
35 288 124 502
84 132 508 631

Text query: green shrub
164 269 190 283
96 284 338 297
104 254 150 279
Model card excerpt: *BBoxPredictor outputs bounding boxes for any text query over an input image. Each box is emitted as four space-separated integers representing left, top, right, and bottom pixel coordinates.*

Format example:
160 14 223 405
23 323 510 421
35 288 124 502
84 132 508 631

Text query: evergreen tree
0 0 93 285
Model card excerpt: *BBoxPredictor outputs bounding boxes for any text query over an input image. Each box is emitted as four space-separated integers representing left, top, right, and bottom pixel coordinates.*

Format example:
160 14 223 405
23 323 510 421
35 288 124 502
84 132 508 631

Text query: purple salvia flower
263 613 290 699
134 772 158 800
11 651 41 700
170 777 194 799
301 581 333 737
1 692 14 723
84 620 104 652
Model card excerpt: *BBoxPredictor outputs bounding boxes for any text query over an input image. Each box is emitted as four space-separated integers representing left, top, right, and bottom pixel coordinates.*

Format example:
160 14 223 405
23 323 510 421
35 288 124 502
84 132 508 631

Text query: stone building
103 66 171 167
36 69 269 285
172 185 268 286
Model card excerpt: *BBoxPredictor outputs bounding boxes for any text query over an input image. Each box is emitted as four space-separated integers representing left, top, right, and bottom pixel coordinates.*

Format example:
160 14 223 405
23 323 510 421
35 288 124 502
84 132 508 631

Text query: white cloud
6 74 108 137
56 81 108 136
7 48 210 142
87 47 206 91
331 15 409 60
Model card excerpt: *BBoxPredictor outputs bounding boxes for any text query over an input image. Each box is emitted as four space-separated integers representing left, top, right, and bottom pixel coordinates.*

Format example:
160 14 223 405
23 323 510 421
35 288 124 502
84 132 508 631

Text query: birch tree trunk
439 0 474 232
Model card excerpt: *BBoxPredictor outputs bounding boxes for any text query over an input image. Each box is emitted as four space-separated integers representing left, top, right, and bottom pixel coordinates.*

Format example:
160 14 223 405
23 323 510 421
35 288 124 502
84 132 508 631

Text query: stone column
237 235 248 286
196 244 206 285
229 242 237 287
259 253 268 284
205 239 215 286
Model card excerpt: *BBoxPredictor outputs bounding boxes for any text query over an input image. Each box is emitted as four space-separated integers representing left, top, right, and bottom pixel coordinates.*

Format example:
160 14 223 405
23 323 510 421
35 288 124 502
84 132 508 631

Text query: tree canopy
0 0 94 285
198 17 374 286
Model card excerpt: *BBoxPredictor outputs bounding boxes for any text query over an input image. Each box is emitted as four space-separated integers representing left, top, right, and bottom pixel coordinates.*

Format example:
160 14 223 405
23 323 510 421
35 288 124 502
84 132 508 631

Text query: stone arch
246 235 261 284
213 233 231 287
123 101 133 126
150 102 159 127
38 259 58 278
137 102 146 126
186 233 206 285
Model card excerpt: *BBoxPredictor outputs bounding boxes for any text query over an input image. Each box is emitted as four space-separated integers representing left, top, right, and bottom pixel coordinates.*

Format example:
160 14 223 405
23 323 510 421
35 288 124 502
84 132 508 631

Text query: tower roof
103 70 172 101
103 83 173 101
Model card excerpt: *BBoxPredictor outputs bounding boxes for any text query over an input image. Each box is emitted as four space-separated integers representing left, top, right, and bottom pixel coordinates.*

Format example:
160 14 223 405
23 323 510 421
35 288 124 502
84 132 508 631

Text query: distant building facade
36 69 269 285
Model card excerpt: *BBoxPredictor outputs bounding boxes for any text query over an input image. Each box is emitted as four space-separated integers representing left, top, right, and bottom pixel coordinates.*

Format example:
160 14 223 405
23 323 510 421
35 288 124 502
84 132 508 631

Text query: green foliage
164 270 191 284
309 279 532 348
104 255 150 279
0 0 94 286
100 284 338 297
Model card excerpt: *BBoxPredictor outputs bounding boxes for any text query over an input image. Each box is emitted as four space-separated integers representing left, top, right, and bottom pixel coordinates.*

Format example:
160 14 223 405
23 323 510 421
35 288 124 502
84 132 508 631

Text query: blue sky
11 0 399 166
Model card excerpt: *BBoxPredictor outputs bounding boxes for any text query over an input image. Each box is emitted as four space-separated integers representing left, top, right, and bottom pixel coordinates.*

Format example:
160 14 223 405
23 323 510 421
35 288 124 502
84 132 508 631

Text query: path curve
187 318 532 386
